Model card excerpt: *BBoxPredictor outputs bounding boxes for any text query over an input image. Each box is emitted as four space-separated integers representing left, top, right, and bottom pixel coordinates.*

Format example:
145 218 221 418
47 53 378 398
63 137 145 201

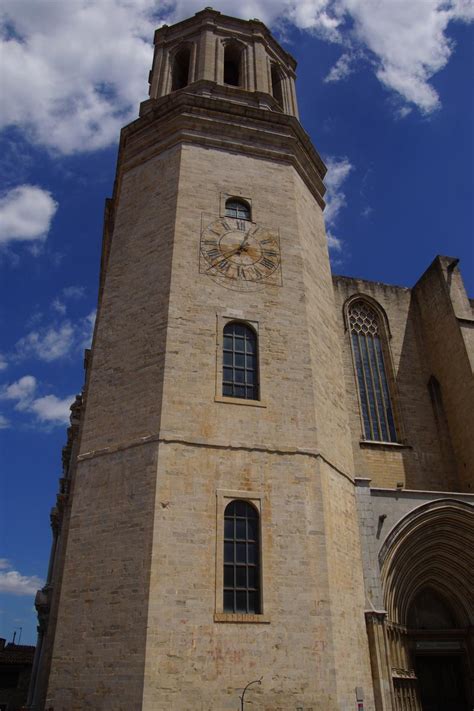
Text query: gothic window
223 500 260 614
225 198 251 220
223 42 242 86
271 64 284 109
349 300 397 442
223 322 259 400
171 46 191 91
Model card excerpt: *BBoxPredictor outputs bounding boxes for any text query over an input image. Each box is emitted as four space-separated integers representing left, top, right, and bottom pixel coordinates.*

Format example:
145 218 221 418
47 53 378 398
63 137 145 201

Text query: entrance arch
379 500 474 710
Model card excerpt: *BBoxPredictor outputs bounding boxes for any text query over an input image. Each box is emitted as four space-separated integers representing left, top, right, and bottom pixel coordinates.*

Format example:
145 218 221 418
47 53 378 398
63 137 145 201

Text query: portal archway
379 500 474 710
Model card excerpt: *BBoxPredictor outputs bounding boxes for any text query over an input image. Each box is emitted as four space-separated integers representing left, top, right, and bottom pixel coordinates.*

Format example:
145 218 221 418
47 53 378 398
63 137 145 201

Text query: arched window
223 322 259 400
171 46 191 91
223 42 242 86
271 64 284 109
225 198 250 221
224 500 260 614
348 300 397 442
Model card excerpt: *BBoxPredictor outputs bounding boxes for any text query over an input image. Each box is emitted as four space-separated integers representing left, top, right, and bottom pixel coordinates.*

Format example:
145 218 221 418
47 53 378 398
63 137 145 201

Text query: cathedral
26 9 473 711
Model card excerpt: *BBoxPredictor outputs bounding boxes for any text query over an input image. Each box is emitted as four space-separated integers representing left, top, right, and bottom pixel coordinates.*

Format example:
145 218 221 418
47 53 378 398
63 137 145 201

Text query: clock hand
206 245 241 272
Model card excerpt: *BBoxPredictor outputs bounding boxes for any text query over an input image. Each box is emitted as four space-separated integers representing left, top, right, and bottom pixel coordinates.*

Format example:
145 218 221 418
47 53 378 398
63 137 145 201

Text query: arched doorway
408 588 469 710
379 500 473 710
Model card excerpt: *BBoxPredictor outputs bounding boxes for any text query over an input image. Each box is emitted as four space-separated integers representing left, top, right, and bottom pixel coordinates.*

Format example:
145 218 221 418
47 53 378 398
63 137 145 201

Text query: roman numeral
206 248 220 260
263 249 278 258
236 220 246 231
261 257 276 270
217 259 231 274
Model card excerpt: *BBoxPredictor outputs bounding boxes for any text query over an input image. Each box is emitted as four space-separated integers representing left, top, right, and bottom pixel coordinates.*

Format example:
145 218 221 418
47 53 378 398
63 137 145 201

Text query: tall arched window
171 46 191 91
223 42 242 86
223 322 259 400
271 64 284 109
349 300 397 442
225 197 251 221
224 500 260 614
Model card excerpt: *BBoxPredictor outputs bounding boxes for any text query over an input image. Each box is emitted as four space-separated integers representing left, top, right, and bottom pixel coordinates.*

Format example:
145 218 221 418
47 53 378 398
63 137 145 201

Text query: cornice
115 84 326 208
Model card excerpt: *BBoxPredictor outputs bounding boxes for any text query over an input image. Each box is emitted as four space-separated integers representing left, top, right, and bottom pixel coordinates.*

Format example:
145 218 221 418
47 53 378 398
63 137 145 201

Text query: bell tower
35 9 376 710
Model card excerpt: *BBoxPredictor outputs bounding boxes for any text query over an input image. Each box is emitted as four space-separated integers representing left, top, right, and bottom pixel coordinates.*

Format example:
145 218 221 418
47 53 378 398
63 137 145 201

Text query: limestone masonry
27 9 473 711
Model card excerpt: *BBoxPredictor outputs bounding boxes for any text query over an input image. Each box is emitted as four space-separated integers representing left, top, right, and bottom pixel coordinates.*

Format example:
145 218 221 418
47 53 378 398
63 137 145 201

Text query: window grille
223 322 259 400
223 500 260 614
349 301 397 442
225 198 250 221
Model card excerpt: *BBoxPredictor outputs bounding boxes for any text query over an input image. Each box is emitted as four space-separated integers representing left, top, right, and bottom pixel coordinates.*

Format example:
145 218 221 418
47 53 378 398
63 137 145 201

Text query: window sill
215 395 266 408
214 612 270 623
359 440 412 450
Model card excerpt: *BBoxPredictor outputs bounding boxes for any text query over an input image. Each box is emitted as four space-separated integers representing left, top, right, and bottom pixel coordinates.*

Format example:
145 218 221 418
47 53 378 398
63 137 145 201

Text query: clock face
200 215 282 291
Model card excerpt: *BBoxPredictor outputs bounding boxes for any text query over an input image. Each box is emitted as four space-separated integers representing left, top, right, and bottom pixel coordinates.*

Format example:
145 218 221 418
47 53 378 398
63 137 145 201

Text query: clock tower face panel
200 214 282 291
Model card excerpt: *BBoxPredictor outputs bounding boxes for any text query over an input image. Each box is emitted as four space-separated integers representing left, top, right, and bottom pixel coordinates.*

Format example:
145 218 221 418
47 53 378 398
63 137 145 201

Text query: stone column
365 611 395 711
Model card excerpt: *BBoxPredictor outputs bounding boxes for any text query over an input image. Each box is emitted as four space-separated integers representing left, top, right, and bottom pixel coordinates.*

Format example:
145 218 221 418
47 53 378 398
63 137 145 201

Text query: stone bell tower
34 9 375 710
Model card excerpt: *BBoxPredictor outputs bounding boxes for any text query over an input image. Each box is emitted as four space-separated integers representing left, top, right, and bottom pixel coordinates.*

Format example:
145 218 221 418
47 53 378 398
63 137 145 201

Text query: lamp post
240 677 262 711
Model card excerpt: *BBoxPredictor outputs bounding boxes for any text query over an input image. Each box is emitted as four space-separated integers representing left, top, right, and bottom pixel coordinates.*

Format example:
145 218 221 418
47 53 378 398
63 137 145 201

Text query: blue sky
0 1 473 645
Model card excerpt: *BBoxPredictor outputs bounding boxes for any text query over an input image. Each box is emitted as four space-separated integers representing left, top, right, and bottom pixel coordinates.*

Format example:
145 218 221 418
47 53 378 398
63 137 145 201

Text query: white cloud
0 0 163 154
326 231 343 251
0 185 58 246
15 322 75 362
0 375 73 426
0 414 9 429
0 1 471 155
51 298 67 315
323 156 353 254
0 353 7 371
1 374 37 410
28 394 73 425
0 560 43 596
80 310 97 349
324 157 353 225
63 286 85 300
324 52 354 83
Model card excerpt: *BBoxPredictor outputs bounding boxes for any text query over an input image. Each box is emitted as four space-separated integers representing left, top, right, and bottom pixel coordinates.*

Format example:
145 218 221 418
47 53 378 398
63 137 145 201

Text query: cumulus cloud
27 394 74 424
0 560 43 596
0 375 73 426
1 374 37 410
0 1 471 155
0 0 163 153
0 185 58 246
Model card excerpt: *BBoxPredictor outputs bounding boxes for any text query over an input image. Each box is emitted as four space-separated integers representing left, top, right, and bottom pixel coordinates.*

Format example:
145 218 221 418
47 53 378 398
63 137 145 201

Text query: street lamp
240 677 263 711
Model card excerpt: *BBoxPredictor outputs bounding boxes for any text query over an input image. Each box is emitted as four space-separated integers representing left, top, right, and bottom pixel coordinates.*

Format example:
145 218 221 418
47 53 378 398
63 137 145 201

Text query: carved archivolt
379 500 474 627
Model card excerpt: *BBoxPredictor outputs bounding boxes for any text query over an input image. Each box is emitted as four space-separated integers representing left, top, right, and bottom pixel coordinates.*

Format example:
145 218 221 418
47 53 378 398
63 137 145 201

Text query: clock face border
199 213 283 292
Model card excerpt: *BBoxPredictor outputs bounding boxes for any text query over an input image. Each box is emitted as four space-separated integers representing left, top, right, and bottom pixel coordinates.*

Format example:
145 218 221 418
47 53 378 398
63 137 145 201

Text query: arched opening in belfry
224 43 242 86
171 46 191 91
271 64 284 109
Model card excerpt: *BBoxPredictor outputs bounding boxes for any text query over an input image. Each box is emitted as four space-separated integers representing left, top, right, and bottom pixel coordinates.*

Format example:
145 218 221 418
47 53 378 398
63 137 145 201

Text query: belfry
28 9 473 711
